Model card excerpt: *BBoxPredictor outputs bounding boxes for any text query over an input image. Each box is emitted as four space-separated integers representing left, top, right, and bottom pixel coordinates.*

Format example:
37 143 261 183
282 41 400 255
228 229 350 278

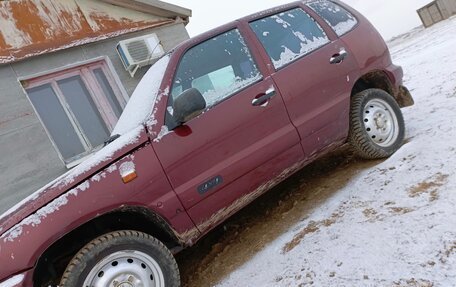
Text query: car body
0 1 413 286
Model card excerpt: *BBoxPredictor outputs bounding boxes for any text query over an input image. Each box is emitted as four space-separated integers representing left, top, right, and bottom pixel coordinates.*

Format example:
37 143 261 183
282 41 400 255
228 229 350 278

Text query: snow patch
107 164 118 173
306 1 358 36
271 15 291 28
112 55 170 136
167 106 174 116
119 161 135 177
273 36 329 69
153 126 171 143
54 126 143 188
1 180 90 243
78 181 90 191
332 18 357 36
0 274 24 287
0 127 142 223
216 16 456 287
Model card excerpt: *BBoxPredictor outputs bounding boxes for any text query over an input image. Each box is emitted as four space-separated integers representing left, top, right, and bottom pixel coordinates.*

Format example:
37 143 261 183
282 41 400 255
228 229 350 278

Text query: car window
307 0 358 36
250 8 329 70
171 29 261 108
192 66 236 96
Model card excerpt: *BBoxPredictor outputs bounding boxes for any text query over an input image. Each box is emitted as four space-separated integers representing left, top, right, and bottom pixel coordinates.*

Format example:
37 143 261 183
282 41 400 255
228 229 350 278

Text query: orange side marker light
122 171 137 184
119 161 137 184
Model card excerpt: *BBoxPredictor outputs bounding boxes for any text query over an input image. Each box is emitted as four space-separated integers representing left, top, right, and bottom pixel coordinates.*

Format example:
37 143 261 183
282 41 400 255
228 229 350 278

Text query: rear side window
171 29 261 108
307 1 358 36
250 8 329 69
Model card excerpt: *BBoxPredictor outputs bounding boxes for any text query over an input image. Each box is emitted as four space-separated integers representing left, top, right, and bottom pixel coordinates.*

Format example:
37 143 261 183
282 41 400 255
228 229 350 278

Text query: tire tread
348 89 405 159
60 230 180 287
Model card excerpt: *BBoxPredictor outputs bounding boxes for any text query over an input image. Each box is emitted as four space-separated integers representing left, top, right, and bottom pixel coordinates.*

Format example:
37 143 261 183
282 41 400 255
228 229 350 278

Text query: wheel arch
351 70 395 99
33 206 181 287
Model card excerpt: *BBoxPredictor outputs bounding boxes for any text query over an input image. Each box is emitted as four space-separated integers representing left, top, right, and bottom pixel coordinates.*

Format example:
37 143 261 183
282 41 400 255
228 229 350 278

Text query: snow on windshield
112 55 170 136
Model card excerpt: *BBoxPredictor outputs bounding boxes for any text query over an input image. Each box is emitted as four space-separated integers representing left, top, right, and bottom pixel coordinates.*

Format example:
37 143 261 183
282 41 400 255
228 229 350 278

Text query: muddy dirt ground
176 146 380 286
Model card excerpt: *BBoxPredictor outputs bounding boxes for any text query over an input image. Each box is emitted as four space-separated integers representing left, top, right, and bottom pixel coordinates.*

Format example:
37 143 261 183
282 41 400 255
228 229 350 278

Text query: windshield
112 55 170 136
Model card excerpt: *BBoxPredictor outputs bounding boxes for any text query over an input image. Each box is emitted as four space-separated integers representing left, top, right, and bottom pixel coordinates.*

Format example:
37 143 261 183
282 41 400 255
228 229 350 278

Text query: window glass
192 66 237 102
93 68 123 118
250 8 329 69
307 1 358 36
26 62 126 164
58 76 110 148
28 84 86 159
172 29 261 108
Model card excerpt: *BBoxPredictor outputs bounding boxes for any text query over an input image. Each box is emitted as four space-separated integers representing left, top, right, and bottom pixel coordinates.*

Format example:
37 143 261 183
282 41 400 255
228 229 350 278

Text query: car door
152 28 303 233
248 5 360 157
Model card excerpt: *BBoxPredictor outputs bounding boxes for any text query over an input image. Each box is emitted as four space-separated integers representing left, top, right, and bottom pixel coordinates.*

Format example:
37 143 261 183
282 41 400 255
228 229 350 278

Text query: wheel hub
374 112 387 129
113 274 138 287
83 251 165 287
363 99 399 147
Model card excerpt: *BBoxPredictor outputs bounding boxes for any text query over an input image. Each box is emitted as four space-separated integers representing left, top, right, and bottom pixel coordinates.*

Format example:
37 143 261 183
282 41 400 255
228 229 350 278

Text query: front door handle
252 87 276 107
330 48 348 64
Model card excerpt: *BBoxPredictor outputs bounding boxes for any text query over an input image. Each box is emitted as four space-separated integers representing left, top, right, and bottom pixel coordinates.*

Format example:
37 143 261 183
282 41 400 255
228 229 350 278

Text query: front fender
0 144 195 282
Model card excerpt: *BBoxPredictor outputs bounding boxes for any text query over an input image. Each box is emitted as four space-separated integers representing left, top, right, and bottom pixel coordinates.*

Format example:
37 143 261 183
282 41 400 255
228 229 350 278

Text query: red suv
0 1 413 286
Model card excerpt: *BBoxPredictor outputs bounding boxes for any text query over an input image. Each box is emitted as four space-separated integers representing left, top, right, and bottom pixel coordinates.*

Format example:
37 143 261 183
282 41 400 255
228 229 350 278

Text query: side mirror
173 88 206 125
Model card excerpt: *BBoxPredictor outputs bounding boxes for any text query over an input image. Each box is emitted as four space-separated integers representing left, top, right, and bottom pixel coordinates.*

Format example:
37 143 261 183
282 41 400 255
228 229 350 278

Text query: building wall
441 0 456 15
437 0 451 18
418 0 456 27
0 22 189 214
418 6 435 27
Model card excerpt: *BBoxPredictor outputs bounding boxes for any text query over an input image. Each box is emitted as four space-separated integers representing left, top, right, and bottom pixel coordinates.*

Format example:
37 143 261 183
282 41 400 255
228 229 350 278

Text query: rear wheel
60 230 180 287
348 88 405 159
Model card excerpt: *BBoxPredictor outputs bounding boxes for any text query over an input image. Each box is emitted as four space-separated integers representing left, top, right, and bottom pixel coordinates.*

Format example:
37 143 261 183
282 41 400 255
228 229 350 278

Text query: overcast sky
167 0 432 40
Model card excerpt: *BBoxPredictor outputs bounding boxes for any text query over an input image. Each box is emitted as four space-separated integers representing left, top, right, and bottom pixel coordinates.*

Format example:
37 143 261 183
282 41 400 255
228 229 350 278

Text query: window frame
249 6 332 71
22 58 128 168
167 28 263 122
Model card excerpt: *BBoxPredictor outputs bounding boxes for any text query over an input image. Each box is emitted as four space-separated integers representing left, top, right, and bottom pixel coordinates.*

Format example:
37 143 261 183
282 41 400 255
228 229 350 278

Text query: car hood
0 125 149 237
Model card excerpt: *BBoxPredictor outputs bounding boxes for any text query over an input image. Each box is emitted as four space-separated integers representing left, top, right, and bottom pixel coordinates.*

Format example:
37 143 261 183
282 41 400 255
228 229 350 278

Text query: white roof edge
100 0 192 19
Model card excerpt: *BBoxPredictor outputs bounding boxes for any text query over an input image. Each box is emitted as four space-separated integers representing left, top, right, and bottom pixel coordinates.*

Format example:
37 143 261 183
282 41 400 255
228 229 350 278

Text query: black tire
60 230 180 287
348 88 405 159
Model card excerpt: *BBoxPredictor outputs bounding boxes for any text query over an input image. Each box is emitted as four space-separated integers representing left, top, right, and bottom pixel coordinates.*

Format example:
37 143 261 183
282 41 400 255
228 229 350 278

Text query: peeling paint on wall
0 5 32 48
76 0 163 31
0 0 173 64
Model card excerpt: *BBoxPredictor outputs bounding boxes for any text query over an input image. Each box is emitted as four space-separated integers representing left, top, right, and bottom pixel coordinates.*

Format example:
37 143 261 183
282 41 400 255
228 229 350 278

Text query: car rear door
152 27 303 233
247 4 360 156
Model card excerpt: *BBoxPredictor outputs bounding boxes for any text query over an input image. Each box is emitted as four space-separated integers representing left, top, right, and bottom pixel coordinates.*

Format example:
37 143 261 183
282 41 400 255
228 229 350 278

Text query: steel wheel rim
83 250 165 287
363 99 399 147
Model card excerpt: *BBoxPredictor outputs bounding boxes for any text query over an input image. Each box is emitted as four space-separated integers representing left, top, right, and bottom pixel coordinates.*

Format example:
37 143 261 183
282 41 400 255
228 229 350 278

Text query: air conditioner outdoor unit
116 33 165 77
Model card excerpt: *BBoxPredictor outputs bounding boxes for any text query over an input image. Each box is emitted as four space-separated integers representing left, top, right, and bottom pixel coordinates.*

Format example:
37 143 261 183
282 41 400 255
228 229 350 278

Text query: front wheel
60 230 180 287
348 88 405 159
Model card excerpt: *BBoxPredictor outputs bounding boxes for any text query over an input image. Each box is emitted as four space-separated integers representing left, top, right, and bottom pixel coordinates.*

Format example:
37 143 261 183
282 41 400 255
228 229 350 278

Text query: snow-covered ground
214 17 456 287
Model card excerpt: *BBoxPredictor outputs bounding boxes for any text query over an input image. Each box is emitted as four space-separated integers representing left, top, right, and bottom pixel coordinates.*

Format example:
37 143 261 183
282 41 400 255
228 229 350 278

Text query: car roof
237 1 304 23
172 1 310 53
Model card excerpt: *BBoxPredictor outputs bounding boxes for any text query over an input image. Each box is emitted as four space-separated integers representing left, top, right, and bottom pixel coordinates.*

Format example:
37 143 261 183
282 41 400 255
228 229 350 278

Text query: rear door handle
252 87 276 106
330 48 348 64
